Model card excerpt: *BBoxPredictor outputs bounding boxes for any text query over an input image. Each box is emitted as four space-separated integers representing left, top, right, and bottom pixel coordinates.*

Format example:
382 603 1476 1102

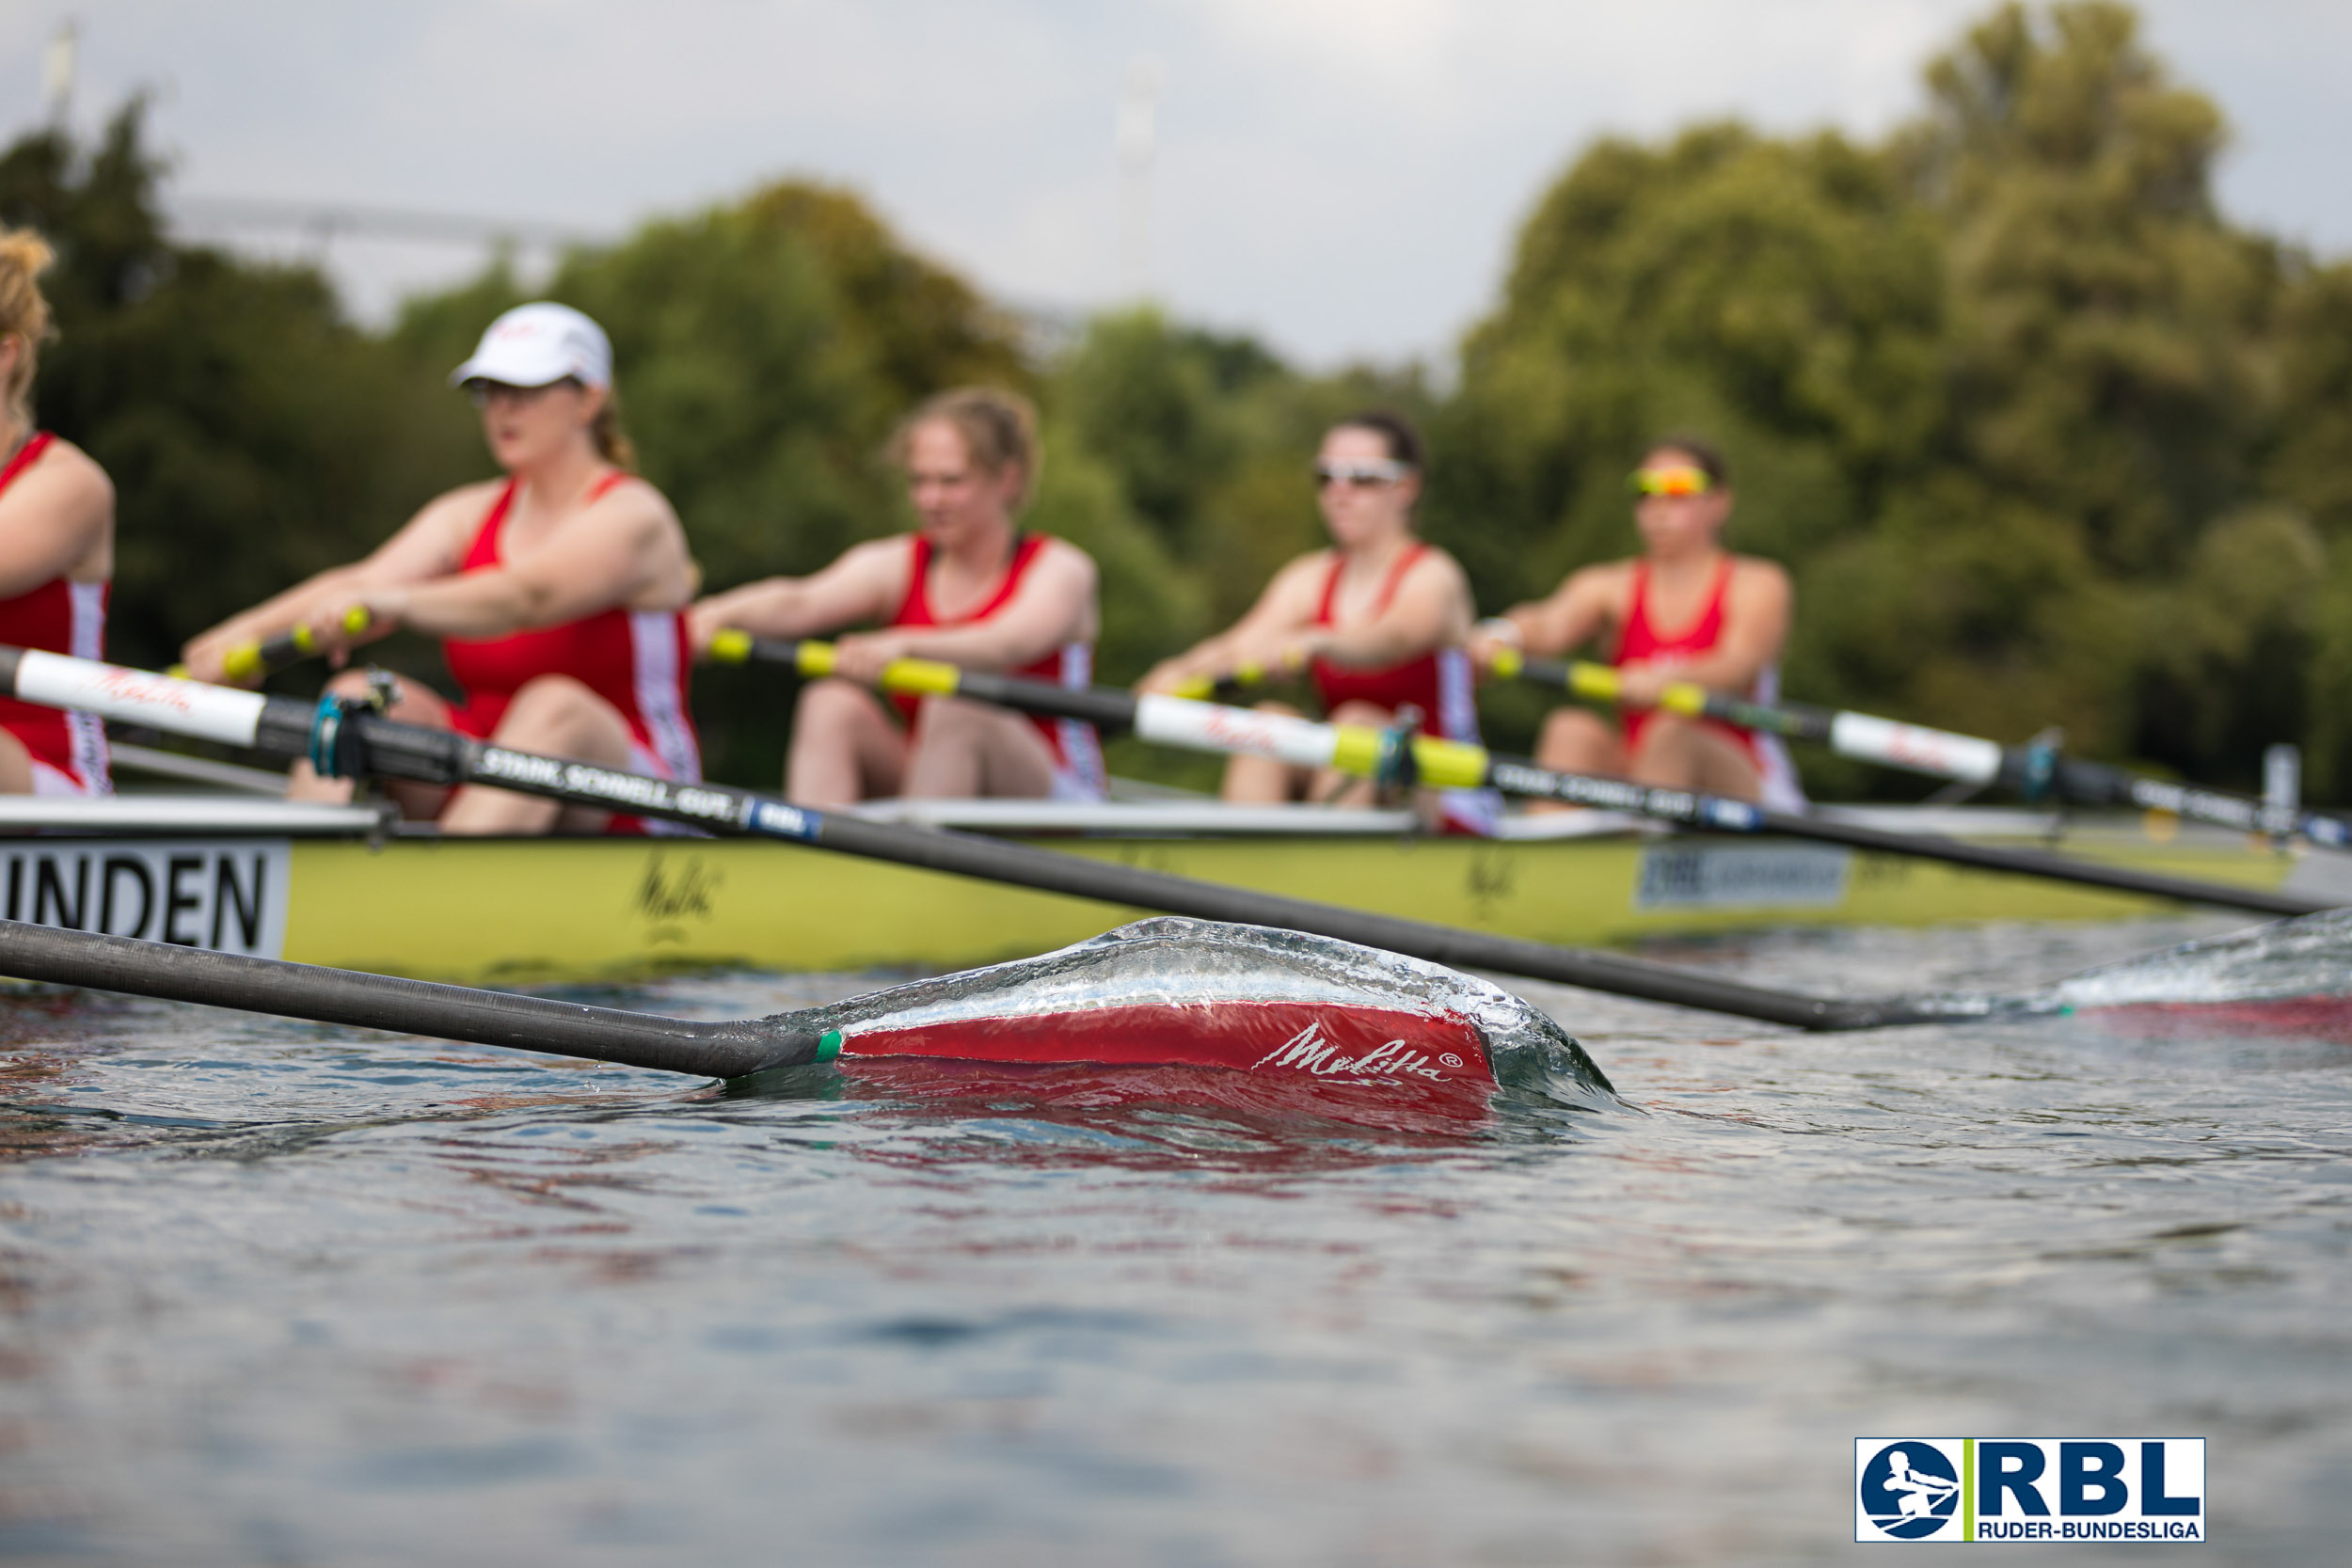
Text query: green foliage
14 1 2352 805
1438 0 2345 794
0 102 474 673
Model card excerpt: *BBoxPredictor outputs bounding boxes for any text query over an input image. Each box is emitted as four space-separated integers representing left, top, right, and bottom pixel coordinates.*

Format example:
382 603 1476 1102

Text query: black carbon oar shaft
0 918 822 1077
0 646 1918 1031
722 640 2331 920
1504 653 2352 850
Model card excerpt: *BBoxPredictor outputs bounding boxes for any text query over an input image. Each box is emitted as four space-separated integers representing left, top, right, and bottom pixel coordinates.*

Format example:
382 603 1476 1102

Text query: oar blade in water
2042 908 2352 1039
761 917 1616 1112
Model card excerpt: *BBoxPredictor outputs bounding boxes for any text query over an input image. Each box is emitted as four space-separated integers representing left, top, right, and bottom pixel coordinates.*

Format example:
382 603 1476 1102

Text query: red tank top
441 474 701 787
1306 542 1494 833
0 433 109 794
887 532 1104 793
1309 544 1454 734
1613 555 1760 763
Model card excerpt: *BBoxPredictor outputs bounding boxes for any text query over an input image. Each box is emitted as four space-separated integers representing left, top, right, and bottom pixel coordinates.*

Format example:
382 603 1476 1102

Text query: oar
167 607 374 683
708 635 2333 920
0 917 829 1078
1490 650 2352 851
0 643 1927 1032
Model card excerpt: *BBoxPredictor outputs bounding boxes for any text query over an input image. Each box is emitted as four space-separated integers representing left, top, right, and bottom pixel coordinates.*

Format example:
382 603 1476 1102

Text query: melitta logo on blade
1854 1438 2204 1544
1249 1021 1454 1083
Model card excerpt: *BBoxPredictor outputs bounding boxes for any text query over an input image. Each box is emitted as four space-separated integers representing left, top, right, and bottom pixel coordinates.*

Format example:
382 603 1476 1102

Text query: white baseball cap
448 302 612 391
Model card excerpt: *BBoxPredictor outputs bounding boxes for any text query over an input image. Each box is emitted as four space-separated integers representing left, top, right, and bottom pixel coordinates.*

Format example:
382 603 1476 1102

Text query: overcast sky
4 1 2347 368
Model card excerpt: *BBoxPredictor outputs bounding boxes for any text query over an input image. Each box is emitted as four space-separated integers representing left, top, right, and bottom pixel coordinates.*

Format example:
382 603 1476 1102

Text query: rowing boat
0 785 2330 985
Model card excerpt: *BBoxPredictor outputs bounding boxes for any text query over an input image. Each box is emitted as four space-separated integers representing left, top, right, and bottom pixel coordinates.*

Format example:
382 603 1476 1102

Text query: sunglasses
464 378 577 409
1628 465 1714 497
1316 458 1411 489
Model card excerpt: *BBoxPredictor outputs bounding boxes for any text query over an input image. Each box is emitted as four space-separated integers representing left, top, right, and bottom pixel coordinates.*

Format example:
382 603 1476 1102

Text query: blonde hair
891 386 1040 508
0 228 56 431
590 388 636 471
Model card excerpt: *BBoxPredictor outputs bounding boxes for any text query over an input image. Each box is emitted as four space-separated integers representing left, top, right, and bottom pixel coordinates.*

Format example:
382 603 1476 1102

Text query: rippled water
3 911 2348 1566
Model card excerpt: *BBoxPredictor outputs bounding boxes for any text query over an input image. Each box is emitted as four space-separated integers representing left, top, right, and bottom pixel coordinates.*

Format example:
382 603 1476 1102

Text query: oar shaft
1503 654 2352 848
742 641 2332 919
0 646 1906 1031
0 918 820 1077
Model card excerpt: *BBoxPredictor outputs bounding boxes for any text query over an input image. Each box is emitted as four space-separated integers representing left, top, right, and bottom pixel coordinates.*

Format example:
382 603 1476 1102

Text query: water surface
2 911 2346 1565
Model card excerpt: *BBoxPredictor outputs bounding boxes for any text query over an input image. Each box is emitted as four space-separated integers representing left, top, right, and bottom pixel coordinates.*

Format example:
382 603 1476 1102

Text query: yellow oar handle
1327 725 1491 790
713 634 966 698
176 606 373 684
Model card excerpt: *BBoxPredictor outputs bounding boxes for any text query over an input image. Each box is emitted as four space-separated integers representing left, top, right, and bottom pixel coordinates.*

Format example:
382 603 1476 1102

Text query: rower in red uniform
0 229 113 797
1469 435 1802 809
689 388 1104 808
1140 410 1499 833
181 303 701 833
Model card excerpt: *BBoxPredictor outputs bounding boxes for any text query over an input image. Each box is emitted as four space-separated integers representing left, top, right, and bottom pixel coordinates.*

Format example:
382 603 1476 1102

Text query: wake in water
1912 907 2352 1037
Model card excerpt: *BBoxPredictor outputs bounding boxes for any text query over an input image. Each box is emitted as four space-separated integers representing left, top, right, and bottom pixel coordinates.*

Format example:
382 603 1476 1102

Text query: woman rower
688 388 1104 808
0 228 113 797
1467 435 1802 808
1138 410 1498 832
180 302 701 832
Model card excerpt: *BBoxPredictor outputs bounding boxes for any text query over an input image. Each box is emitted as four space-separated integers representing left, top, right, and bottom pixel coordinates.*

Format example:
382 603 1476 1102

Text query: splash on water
770 917 1618 1112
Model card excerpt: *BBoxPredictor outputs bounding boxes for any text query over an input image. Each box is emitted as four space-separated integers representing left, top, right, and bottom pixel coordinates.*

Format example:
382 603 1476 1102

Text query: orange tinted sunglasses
1628 465 1713 497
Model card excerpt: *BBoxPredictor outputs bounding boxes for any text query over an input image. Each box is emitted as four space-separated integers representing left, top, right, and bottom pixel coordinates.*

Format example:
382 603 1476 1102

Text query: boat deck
0 783 2332 984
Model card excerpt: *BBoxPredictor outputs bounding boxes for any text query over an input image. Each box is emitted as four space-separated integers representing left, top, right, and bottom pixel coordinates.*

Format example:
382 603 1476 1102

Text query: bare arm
0 440 111 600
687 539 912 655
1136 555 1327 693
347 487 694 643
1497 565 1627 659
180 483 491 683
833 540 1098 680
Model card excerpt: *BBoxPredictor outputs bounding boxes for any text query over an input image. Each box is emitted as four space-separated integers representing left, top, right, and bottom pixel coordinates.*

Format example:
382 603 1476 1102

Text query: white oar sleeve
1828 712 2004 784
1133 694 1341 771
13 651 270 748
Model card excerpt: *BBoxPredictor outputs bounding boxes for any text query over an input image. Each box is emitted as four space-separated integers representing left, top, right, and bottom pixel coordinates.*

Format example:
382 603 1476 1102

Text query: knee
1629 710 1700 753
1251 700 1304 719
1327 700 1398 729
497 675 610 746
795 677 874 732
1539 707 1611 750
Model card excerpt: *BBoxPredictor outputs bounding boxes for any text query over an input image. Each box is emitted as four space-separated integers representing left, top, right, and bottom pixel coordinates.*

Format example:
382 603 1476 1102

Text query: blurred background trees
4 2 2349 799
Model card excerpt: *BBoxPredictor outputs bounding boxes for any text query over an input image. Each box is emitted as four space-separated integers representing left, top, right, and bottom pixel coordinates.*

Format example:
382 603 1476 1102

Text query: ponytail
591 388 637 471
0 227 57 431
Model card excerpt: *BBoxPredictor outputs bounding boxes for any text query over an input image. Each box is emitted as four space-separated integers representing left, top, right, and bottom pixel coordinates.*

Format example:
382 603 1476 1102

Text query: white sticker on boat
1635 844 1851 909
2 838 289 957
13 651 269 747
1134 695 1339 769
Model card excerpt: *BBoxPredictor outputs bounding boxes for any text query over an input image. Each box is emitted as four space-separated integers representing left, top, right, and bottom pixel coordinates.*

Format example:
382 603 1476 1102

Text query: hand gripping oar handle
167 607 376 684
0 645 1924 1031
740 641 2336 919
0 918 828 1079
1496 652 2352 851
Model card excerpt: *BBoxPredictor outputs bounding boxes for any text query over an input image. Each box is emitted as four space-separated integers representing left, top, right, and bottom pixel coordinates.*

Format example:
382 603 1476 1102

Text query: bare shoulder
1565 558 1636 602
419 478 506 528
1399 543 1472 605
8 436 112 515
1729 555 1792 595
597 471 678 520
1034 534 1099 579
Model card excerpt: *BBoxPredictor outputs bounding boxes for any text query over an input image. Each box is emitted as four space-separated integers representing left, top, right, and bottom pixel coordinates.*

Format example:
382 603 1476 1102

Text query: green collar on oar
1487 648 2352 852
723 640 2336 920
0 642 1938 1032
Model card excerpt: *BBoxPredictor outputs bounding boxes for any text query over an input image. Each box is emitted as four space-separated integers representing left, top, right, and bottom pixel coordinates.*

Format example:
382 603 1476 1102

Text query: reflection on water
0 913 2348 1564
